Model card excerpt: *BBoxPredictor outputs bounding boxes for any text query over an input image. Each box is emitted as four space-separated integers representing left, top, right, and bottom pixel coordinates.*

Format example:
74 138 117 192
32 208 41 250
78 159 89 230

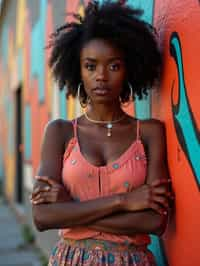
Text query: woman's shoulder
139 118 165 142
43 118 74 143
44 118 73 131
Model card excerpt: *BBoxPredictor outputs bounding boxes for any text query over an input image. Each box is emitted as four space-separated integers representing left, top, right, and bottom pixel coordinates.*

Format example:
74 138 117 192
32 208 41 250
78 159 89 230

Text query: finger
35 176 60 186
33 179 50 190
30 192 42 202
153 196 169 209
149 202 167 215
32 198 48 204
33 195 57 204
49 188 60 194
166 191 175 200
152 186 168 195
32 188 58 201
153 179 171 187
31 186 51 198
32 190 55 202
34 190 59 202
151 179 171 187
154 190 174 201
32 186 40 195
31 193 43 202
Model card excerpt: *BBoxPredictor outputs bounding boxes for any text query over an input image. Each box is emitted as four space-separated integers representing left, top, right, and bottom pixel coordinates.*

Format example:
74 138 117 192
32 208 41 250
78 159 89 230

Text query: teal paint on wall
59 87 67 119
31 0 47 103
98 0 118 6
127 0 154 23
24 105 31 160
171 33 200 185
98 0 106 5
148 235 166 266
134 93 152 120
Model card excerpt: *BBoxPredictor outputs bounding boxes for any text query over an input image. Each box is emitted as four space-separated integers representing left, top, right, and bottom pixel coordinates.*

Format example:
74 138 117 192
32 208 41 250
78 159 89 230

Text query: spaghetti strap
136 119 140 140
72 119 78 139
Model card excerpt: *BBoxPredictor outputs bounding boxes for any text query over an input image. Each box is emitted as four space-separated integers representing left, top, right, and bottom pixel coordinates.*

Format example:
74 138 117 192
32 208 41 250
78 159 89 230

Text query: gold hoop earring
120 82 133 107
77 83 90 108
128 82 133 100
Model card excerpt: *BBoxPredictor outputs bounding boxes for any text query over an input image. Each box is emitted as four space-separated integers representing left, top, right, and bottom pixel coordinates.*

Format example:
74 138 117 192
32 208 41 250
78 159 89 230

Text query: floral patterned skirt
48 238 156 266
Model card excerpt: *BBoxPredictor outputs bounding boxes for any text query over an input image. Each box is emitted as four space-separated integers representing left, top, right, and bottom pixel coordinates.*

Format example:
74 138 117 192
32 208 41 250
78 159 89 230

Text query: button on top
71 159 77 165
112 163 119 169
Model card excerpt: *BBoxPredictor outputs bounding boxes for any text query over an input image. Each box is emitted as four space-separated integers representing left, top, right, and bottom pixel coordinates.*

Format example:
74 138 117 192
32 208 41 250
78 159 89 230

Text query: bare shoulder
44 118 72 131
139 118 166 142
43 118 74 144
37 119 74 177
40 119 75 158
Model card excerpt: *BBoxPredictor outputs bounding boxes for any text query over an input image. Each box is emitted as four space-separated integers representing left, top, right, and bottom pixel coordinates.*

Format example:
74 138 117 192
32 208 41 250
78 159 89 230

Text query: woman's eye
109 64 120 71
85 63 96 71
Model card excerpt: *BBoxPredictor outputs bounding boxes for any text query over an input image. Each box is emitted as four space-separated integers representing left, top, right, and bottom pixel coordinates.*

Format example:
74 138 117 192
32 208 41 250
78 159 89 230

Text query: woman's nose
96 66 108 81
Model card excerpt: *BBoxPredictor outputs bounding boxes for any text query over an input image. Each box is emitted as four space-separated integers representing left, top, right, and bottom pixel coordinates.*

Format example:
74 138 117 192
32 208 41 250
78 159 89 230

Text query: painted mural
0 0 199 265
152 1 200 265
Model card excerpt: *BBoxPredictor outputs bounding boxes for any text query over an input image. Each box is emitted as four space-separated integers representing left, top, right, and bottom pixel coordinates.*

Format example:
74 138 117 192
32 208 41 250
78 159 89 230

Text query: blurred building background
0 0 199 265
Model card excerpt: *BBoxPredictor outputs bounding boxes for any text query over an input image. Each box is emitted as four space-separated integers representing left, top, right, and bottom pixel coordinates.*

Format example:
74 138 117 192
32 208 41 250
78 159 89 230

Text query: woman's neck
86 102 125 121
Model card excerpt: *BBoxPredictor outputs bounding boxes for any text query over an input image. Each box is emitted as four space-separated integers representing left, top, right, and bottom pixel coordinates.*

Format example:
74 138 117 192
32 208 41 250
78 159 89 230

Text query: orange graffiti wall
152 0 200 265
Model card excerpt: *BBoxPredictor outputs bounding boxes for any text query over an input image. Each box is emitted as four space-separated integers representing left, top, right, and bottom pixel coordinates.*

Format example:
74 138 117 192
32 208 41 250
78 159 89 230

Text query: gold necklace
84 112 126 137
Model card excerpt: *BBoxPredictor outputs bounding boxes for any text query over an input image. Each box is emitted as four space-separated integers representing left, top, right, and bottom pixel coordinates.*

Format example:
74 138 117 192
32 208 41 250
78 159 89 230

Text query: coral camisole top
60 118 150 246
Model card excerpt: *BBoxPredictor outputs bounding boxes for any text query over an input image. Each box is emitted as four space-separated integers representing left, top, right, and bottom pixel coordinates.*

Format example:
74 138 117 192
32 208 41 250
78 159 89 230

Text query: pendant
106 123 112 137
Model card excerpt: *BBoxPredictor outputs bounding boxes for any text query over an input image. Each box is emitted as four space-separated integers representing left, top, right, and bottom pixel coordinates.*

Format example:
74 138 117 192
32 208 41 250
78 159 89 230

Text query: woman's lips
93 87 110 96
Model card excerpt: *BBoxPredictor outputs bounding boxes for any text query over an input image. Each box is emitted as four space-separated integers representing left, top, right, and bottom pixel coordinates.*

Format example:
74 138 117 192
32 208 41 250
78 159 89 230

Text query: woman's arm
87 210 167 236
32 119 123 231
32 176 170 234
32 119 172 233
33 195 123 231
33 179 170 233
86 120 173 236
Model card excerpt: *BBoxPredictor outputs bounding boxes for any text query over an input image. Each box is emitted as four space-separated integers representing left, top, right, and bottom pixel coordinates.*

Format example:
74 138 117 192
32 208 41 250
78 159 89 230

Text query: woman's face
80 38 126 104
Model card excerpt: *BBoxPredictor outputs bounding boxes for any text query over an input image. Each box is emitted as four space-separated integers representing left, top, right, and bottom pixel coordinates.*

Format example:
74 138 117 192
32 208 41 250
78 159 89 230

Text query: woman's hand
122 179 173 215
30 176 71 204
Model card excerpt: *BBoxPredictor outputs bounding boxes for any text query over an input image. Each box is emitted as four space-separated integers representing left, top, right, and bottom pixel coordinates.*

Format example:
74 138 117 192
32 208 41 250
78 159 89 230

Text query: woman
31 1 173 265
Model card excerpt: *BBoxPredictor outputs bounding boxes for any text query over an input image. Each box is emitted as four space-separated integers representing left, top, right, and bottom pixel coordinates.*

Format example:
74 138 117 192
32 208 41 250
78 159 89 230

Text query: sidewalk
0 199 42 266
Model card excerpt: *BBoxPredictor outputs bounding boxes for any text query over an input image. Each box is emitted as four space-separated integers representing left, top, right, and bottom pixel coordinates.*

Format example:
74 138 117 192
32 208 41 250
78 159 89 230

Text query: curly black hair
48 0 162 103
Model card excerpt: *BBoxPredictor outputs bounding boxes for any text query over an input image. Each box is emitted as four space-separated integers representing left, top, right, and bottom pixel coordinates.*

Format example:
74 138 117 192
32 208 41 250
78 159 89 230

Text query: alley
0 200 42 266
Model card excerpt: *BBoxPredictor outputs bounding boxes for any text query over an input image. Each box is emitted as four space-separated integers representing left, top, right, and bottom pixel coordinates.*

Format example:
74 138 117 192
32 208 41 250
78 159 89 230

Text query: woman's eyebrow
82 57 97 62
107 57 124 62
83 57 124 62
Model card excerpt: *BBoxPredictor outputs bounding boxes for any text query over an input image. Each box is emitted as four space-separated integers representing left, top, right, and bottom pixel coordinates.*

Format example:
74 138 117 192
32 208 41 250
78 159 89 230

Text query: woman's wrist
117 192 139 212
